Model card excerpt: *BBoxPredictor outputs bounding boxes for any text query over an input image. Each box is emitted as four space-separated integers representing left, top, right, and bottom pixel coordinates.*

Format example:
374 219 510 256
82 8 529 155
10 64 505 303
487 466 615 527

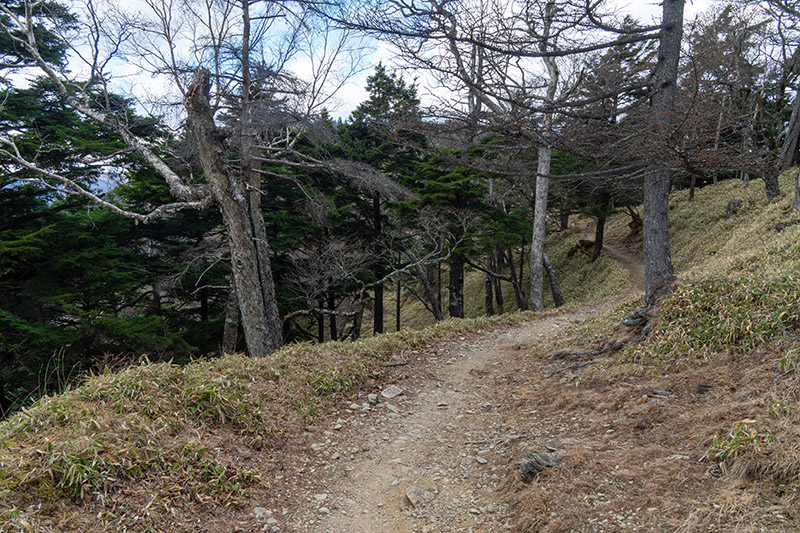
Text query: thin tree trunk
152 283 162 316
240 3 282 352
592 193 611 262
415 262 444 321
780 90 800 171
328 291 338 341
529 2 559 312
764 167 781 202
543 252 564 308
643 0 682 304
712 98 726 186
199 286 208 321
396 263 401 331
437 260 442 310
448 253 465 318
793 167 800 213
372 193 384 334
222 283 239 354
505 249 527 311
484 256 494 316
493 248 505 314
318 297 325 343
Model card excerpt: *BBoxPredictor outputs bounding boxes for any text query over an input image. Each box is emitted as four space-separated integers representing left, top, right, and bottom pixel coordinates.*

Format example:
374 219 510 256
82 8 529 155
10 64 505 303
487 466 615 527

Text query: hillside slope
1 173 799 532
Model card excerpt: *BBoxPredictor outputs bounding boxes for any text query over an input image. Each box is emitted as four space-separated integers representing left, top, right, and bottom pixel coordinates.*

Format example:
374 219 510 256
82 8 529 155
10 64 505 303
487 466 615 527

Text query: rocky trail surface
287 310 597 533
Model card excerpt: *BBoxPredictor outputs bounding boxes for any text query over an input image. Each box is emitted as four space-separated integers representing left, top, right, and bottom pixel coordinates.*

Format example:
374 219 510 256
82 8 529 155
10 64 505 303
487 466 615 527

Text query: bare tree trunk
240 3 282 353
592 193 611 262
318 297 325 343
529 2 559 312
484 255 495 316
414 263 444 321
505 249 527 311
793 167 800 213
328 291 338 341
152 283 162 316
396 264 401 331
448 253 465 318
185 68 281 357
764 167 781 202
542 252 564 308
780 89 800 171
643 0 682 304
529 147 550 312
493 248 504 314
222 283 239 354
372 193 384 334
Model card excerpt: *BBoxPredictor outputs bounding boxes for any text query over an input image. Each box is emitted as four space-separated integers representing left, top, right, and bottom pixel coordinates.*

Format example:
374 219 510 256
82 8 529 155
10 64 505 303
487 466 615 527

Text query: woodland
2 0 800 418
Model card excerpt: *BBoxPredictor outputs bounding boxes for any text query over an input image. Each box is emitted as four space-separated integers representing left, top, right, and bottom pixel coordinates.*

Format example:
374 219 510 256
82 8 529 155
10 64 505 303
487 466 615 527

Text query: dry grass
0 310 557 532
505 173 800 531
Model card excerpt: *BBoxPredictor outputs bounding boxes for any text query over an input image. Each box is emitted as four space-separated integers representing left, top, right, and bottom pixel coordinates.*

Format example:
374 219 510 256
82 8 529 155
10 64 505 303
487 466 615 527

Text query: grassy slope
1 172 798 531
521 172 800 531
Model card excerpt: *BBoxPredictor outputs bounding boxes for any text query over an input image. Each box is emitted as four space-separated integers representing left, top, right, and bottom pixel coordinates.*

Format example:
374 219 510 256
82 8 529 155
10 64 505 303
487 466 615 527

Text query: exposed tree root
547 307 655 375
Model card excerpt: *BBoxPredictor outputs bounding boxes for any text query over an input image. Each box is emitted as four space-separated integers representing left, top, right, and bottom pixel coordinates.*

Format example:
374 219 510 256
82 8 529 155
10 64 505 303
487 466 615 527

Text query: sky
330 0 715 119
32 0 714 123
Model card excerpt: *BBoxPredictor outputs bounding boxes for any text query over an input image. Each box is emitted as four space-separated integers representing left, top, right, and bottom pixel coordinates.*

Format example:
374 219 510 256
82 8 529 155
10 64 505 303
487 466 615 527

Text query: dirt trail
285 309 601 532
602 242 644 291
277 241 646 532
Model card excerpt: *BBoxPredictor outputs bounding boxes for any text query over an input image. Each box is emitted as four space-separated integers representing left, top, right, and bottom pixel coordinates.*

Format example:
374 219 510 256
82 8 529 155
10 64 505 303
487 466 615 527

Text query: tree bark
529 1 559 312
415 263 444 321
591 193 611 262
152 283 162 316
396 264 402 331
542 252 564 308
185 68 282 356
504 249 527 311
372 193 384 334
643 0 682 304
793 167 800 213
240 2 282 352
492 249 504 314
328 291 338 341
484 260 495 316
529 146 550 312
448 253 465 318
780 89 800 171
222 282 239 354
